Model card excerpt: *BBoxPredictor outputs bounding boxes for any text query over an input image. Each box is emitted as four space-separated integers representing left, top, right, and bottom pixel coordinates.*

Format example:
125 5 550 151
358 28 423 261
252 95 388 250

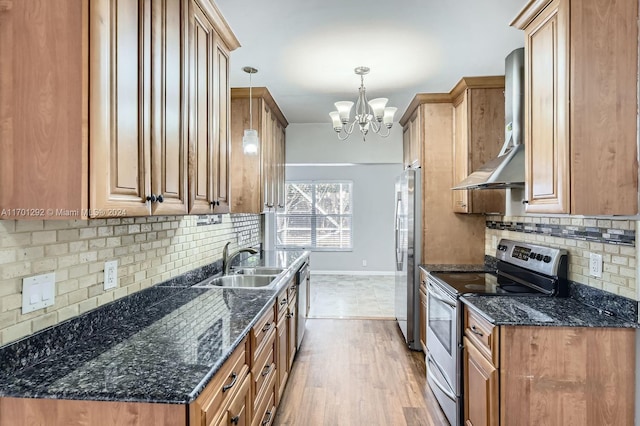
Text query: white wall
286 123 403 164
286 164 402 273
285 122 403 273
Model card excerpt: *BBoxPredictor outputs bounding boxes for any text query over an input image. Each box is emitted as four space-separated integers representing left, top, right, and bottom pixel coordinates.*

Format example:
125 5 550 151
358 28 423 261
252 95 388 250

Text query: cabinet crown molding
510 0 554 29
196 0 241 50
231 87 289 127
450 76 505 105
399 93 451 126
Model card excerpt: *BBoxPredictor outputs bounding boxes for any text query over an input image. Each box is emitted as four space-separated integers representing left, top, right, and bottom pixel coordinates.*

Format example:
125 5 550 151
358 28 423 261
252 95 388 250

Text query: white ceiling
215 0 526 124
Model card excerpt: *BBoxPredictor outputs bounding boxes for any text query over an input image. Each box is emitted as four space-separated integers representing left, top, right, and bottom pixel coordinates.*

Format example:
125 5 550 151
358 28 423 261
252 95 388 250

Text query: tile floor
308 274 395 319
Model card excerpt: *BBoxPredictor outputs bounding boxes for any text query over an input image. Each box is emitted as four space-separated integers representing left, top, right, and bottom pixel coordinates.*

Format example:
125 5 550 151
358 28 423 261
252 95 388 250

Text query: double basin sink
193 267 285 290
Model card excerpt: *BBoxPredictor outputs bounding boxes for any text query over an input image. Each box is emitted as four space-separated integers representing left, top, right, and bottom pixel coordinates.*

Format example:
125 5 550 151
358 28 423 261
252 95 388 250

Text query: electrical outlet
362 260 367 267
104 260 118 290
589 253 603 278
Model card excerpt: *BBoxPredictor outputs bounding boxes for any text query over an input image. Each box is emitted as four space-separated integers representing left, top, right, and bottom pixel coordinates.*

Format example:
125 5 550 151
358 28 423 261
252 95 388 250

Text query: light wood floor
273 319 449 426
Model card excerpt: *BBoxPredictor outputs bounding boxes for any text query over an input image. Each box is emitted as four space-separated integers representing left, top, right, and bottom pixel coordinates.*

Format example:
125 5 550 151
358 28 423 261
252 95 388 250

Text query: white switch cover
22 273 56 314
589 253 603 278
104 260 118 290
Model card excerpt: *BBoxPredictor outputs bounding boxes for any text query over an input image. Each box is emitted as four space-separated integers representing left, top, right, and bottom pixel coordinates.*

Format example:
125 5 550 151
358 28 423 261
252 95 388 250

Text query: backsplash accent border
486 218 635 247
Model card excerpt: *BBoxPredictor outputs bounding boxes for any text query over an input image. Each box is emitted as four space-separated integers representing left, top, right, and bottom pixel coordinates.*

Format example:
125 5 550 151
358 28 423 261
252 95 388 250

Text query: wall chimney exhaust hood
453 47 525 190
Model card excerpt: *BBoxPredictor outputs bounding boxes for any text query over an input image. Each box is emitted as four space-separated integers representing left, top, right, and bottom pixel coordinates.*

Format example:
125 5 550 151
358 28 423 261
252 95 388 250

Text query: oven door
426 276 458 393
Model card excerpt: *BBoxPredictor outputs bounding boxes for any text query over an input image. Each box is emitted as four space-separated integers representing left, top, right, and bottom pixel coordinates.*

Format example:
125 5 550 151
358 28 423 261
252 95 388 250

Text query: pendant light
242 66 259 155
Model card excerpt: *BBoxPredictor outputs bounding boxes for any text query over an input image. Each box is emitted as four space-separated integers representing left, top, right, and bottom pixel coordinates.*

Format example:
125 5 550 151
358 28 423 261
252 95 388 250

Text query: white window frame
276 180 353 251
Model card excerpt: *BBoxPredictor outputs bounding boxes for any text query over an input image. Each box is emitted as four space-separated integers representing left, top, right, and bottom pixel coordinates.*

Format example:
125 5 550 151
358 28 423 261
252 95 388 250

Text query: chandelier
329 66 397 141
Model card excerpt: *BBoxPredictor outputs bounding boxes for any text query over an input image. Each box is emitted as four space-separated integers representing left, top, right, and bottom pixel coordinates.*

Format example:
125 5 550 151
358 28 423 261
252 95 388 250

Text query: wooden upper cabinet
512 0 638 215
187 0 237 215
150 0 189 215
451 77 506 214
400 109 421 169
213 38 231 213
187 1 215 215
90 0 152 217
230 88 288 214
0 0 88 219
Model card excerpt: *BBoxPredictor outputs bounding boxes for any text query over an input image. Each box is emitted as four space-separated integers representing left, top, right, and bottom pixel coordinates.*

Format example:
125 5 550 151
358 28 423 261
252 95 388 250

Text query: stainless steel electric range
425 239 568 426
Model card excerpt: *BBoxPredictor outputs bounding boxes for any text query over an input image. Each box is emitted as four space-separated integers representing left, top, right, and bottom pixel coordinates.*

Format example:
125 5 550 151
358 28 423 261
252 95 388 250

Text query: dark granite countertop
461 295 640 328
419 264 488 273
0 251 310 404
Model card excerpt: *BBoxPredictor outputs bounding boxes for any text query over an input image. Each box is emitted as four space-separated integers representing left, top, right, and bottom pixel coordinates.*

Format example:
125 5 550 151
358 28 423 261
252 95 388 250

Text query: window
276 181 353 250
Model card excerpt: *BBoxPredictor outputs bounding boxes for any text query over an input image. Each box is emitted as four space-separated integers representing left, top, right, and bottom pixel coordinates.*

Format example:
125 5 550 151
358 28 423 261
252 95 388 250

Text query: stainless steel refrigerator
394 168 422 350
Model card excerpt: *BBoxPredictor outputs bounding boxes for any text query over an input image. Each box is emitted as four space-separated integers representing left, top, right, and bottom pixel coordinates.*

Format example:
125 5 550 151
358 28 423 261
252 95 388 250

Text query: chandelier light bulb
329 67 395 141
383 107 398 128
329 111 343 132
368 98 388 122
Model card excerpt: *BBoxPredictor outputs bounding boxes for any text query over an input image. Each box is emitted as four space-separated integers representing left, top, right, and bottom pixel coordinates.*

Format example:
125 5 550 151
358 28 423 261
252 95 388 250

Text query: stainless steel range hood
453 48 525 190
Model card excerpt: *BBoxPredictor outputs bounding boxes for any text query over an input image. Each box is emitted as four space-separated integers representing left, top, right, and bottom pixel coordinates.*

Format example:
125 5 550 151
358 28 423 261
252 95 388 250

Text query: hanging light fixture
242 66 259 155
329 66 397 141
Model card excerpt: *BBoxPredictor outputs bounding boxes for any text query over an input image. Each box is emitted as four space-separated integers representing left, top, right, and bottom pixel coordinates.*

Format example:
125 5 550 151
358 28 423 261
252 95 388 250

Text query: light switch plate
589 253 603 278
22 273 56 314
104 260 118 290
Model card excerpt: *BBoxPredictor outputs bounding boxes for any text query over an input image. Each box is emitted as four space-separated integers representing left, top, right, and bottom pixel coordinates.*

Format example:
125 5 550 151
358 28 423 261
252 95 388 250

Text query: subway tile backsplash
486 216 637 300
0 214 261 346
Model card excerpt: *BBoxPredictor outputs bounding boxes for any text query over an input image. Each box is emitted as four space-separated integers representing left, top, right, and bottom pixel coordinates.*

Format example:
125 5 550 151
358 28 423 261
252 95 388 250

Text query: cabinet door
463 336 498 426
90 0 152 217
276 314 288 405
524 0 569 213
187 0 215 214
261 106 274 210
214 373 251 426
419 286 427 353
409 112 421 168
150 0 188 215
287 296 297 371
212 37 230 214
402 124 412 169
452 94 470 213
0 0 87 219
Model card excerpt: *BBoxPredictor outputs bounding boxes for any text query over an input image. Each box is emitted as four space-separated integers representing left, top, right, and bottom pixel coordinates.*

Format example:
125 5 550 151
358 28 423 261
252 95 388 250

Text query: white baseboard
311 270 395 276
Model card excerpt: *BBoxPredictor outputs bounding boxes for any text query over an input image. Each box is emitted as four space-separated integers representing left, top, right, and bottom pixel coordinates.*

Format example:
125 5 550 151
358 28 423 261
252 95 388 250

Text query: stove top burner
431 271 542 296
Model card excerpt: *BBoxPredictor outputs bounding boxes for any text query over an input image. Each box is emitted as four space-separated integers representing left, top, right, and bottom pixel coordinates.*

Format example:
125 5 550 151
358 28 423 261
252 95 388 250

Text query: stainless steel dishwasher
296 261 309 349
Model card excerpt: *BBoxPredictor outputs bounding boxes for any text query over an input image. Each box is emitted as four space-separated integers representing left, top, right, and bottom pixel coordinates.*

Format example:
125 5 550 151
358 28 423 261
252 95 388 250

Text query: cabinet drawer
252 330 276 409
192 337 249 426
464 307 498 365
252 371 276 426
251 304 276 364
216 372 251 426
287 282 297 301
276 290 288 319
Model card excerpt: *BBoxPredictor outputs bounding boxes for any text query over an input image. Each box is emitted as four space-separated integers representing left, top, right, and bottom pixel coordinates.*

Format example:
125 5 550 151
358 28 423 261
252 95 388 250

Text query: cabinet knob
231 415 240 425
522 200 529 204
157 194 164 203
146 194 157 203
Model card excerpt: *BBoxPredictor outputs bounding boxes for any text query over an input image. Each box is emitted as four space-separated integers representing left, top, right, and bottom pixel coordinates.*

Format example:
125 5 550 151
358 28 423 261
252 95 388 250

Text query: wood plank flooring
273 319 449 426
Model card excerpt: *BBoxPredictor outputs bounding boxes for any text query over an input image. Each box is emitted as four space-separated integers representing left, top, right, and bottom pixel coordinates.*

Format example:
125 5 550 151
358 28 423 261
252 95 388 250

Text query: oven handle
426 280 456 307
426 355 457 401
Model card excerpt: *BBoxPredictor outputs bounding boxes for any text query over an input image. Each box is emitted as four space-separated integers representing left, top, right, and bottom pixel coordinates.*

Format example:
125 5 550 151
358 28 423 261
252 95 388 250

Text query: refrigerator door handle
394 197 402 269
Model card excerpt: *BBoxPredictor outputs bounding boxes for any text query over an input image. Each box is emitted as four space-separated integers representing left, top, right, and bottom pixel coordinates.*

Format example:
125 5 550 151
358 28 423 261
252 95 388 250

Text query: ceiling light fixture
329 66 397 142
242 66 259 155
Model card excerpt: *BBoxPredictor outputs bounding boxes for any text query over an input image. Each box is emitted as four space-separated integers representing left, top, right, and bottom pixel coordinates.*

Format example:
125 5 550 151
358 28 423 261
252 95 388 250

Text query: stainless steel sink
193 274 277 289
232 267 285 276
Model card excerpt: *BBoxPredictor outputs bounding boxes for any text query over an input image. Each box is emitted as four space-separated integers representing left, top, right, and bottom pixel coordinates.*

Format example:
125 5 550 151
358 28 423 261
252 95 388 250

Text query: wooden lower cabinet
276 311 289 404
214 373 251 426
462 306 636 426
419 270 427 353
463 336 498 426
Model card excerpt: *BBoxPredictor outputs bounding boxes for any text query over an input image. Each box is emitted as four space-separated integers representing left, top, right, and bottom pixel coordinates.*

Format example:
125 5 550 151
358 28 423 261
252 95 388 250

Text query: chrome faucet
222 242 259 275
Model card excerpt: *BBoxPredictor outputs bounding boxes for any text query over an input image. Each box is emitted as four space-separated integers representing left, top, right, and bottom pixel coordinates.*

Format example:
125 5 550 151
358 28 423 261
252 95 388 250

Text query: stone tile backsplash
485 216 637 300
0 214 261 346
